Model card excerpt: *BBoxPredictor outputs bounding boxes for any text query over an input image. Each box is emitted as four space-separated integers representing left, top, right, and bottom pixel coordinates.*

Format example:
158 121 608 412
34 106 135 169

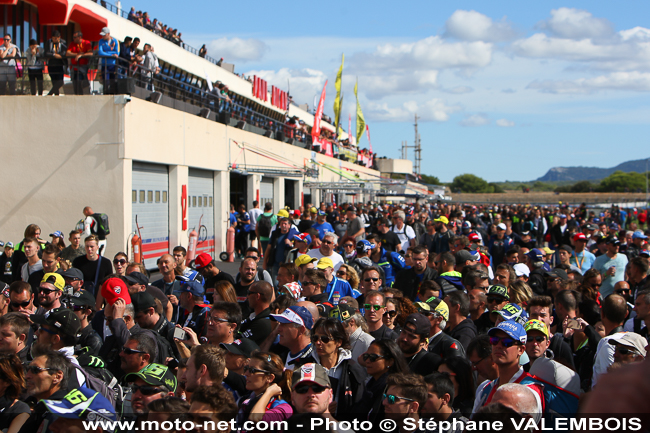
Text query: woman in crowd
49 232 65 252
358 339 409 426
336 264 359 290
383 297 401 334
113 252 129 277
311 318 366 421
340 236 357 264
0 352 30 433
438 356 475 417
508 280 533 308
238 351 292 428
213 280 237 304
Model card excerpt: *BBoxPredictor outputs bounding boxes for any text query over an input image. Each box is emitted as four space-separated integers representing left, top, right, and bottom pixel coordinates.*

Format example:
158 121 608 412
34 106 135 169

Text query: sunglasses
243 366 270 375
322 240 333 245
364 277 379 283
38 288 56 295
616 346 639 356
122 347 147 355
384 310 398 318
294 384 328 394
208 316 231 324
71 305 88 312
487 296 506 304
132 384 166 396
114 259 127 265
336 271 347 276
527 336 547 344
383 394 415 405
362 353 384 362
38 327 57 335
10 301 30 309
364 304 384 311
343 244 355 248
311 335 334 344
489 336 521 348
25 365 57 374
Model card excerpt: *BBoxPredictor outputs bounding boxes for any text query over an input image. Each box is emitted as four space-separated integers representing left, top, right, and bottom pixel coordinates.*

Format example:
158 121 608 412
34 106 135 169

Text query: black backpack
92 213 111 240
72 357 124 413
257 214 272 238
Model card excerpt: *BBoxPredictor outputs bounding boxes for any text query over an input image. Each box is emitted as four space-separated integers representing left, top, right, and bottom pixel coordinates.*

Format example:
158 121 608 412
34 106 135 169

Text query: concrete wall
1 96 379 263
376 158 413 175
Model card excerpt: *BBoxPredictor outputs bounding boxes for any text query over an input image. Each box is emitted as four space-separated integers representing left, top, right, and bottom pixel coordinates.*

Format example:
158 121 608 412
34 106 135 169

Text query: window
139 190 145 203
147 191 153 203
155 191 161 203
192 196 196 207
132 190 137 203
162 191 168 203
198 196 202 207
209 197 213 207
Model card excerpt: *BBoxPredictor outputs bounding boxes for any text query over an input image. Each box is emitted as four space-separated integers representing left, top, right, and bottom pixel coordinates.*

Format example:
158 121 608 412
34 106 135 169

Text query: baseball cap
68 290 96 308
420 298 449 321
220 338 259 358
194 253 212 269
277 209 290 218
175 269 201 282
455 249 479 264
606 236 620 246
293 233 312 244
542 246 555 255
346 206 356 213
42 387 117 426
404 313 431 337
130 292 157 313
433 216 449 225
468 233 480 243
585 224 597 231
174 280 205 297
292 363 331 389
497 303 528 325
609 333 648 358
558 214 567 219
633 230 648 240
524 319 549 338
4 242 12 249
41 273 65 291
61 268 84 281
280 282 302 299
356 240 373 253
335 303 356 321
309 207 318 214
316 257 334 270
31 308 81 338
497 223 507 231
573 233 587 242
270 306 314 330
295 254 317 267
558 245 573 254
488 320 527 345
292 210 301 218
609 223 619 230
101 277 131 306
317 210 327 216
124 272 149 286
546 268 569 282
641 249 650 258
99 27 110 36
462 221 472 230
513 263 530 277
49 231 63 238
124 363 177 393
487 284 510 300
527 248 545 262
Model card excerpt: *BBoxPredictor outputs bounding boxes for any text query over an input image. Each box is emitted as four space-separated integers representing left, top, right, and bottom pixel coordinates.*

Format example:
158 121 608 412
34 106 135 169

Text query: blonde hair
339 264 359 289
509 280 533 307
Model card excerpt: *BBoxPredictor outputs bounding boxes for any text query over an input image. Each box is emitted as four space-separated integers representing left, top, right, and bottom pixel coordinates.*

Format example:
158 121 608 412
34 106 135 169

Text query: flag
348 114 353 146
355 79 366 145
366 124 373 154
333 54 344 131
312 80 328 139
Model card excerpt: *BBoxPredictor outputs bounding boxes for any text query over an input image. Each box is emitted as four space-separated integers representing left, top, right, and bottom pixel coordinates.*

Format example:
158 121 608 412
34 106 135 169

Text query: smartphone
173 327 187 341
567 318 581 330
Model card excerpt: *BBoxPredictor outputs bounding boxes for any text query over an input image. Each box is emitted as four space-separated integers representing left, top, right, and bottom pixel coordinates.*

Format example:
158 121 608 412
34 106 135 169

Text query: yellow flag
333 54 344 131
355 79 365 145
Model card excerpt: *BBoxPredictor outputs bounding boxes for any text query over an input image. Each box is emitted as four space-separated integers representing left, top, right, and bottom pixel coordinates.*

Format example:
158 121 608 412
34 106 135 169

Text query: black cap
606 236 620 246
124 272 149 286
31 308 81 338
337 303 356 321
346 206 356 213
219 338 259 358
131 292 157 313
61 268 84 281
546 268 569 282
404 313 431 338
68 290 95 308
558 245 573 254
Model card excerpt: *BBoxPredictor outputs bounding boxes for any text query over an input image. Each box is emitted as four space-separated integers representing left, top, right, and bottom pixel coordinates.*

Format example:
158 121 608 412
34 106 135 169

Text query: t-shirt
205 271 236 291
391 224 416 253
570 250 596 275
593 253 629 298
68 39 92 66
307 249 344 271
312 222 335 240
346 216 365 242
249 208 262 230
21 260 42 282
378 231 401 253
297 219 314 233
72 255 113 294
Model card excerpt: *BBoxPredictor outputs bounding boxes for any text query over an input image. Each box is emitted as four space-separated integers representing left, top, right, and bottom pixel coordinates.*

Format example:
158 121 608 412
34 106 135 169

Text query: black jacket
239 308 272 346
76 324 103 357
473 311 495 336
369 324 399 341
394 267 438 301
405 349 441 377
44 38 68 68
550 224 572 248
528 268 547 296
428 331 465 359
331 359 367 422
446 318 477 351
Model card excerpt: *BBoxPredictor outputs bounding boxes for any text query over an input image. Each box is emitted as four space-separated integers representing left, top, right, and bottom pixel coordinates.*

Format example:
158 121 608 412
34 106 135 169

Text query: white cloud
441 86 474 94
366 99 461 122
501 88 516 93
539 8 613 40
620 27 650 42
207 37 268 63
527 71 650 94
496 118 515 127
444 10 516 42
358 71 439 100
511 33 630 63
460 113 490 127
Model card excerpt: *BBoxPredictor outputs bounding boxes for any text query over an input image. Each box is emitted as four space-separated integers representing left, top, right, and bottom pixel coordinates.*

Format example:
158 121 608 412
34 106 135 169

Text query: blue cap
633 230 648 240
497 303 528 325
593 218 601 223
558 214 567 219
356 240 373 252
488 320 527 344
49 231 63 238
41 387 117 428
317 210 327 216
175 280 205 297
175 269 201 282
293 233 312 244
527 248 545 262
270 306 314 330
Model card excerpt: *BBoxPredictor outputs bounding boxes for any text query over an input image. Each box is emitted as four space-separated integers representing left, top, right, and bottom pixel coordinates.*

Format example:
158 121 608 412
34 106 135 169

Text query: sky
130 1 650 182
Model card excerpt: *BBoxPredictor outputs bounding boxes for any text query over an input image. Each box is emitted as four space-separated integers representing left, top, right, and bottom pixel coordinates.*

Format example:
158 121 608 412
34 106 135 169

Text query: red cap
101 278 131 306
194 253 212 269
573 233 587 241
468 233 480 242
292 210 301 218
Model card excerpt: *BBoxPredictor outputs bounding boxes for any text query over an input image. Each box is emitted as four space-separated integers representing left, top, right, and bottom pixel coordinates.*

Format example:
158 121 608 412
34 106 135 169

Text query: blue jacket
98 36 119 66
373 248 406 287
325 277 355 299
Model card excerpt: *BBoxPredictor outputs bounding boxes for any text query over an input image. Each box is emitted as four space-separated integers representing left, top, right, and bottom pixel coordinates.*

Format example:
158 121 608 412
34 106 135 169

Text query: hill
537 158 650 182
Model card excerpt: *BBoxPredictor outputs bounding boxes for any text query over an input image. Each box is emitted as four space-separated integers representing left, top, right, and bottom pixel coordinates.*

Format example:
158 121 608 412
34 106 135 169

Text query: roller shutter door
132 162 169 269
260 179 274 208
188 169 215 258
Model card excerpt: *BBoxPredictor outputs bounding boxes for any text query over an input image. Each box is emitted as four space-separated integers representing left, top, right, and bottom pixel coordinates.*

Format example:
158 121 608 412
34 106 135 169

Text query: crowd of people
0 199 647 432
126 7 183 47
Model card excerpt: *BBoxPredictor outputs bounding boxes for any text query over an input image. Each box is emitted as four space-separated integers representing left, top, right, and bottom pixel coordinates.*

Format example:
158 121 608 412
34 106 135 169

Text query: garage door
260 179 274 209
188 169 215 258
132 162 169 269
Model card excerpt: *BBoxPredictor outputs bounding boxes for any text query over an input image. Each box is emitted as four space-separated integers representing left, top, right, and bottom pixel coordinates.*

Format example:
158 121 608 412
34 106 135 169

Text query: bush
597 171 646 192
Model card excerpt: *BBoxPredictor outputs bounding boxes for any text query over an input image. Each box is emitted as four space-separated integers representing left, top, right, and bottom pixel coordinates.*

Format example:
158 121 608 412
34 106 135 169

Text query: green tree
570 181 594 193
451 174 490 193
420 174 441 185
598 171 647 192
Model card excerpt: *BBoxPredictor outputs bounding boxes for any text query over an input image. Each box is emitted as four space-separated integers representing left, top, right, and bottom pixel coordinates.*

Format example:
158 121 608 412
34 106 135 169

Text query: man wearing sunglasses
523 319 550 366
290 363 334 417
69 290 102 357
125 363 177 419
8 281 41 317
365 291 399 341
307 233 344 273
416 299 465 359
270 306 316 369
609 333 647 366
317 257 355 300
38 273 65 313
61 268 85 293
382 373 427 433
474 285 509 336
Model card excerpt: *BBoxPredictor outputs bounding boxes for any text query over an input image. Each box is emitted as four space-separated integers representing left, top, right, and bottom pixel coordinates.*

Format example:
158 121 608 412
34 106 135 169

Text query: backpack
92 213 110 239
257 214 272 238
73 361 123 413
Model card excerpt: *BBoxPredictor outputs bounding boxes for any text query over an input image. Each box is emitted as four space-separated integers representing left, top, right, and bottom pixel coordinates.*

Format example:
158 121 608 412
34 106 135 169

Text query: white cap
497 223 507 230
100 27 110 36
513 263 530 277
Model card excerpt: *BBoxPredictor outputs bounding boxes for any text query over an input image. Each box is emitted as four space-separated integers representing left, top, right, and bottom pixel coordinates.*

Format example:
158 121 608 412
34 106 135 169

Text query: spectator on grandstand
37 273 64 313
8 281 40 318
364 291 398 341
20 237 42 284
0 312 31 362
179 344 226 394
397 313 441 376
525 296 574 370
72 235 113 300
415 298 464 359
315 258 354 299
445 291 477 351
239 281 273 345
66 31 92 95
239 248 273 284
301 269 329 305
27 244 58 293
307 233 344 273
609 332 646 367
11 224 43 282
473 285 508 335
124 272 172 322
119 332 154 375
